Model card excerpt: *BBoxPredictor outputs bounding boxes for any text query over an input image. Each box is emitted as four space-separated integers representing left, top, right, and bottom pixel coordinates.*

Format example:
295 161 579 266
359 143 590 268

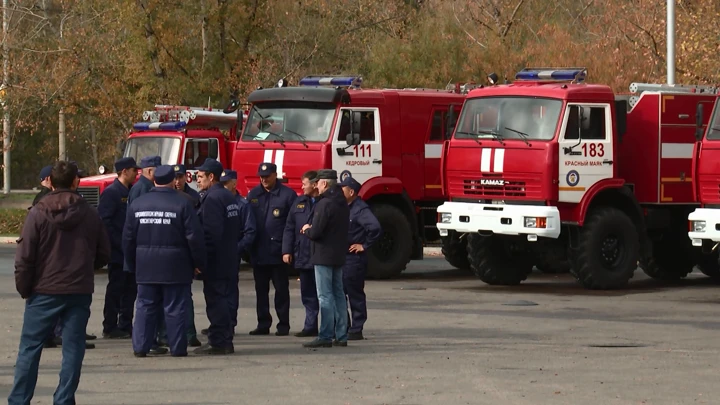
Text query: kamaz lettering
480 179 505 186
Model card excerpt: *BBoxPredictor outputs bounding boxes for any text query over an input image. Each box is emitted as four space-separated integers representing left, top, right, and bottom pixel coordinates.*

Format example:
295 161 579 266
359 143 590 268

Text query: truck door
558 103 613 203
332 107 382 184
183 138 220 191
424 106 459 199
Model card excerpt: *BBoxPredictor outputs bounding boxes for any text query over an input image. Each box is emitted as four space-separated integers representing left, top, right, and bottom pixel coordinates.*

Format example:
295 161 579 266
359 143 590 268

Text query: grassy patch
0 208 28 235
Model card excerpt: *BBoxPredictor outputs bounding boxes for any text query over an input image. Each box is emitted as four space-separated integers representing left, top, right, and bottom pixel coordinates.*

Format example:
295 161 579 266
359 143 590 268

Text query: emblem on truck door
566 170 580 187
480 179 505 186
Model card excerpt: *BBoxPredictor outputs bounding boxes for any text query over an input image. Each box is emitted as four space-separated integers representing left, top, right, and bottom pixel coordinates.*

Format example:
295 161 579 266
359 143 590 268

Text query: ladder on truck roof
133 105 245 132
628 82 720 108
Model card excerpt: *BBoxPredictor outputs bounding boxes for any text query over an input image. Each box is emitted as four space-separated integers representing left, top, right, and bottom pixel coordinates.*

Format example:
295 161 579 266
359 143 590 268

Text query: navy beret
154 165 175 185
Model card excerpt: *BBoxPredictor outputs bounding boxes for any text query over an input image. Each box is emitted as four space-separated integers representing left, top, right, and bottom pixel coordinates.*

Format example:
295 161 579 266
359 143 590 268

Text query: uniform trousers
252 264 290 333
343 256 368 334
102 263 137 334
298 268 319 333
203 279 234 349
132 283 190 356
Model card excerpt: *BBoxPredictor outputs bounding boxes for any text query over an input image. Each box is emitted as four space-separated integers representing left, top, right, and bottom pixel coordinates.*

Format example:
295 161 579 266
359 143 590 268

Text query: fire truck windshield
241 102 336 143
123 136 181 165
454 97 563 141
706 101 720 140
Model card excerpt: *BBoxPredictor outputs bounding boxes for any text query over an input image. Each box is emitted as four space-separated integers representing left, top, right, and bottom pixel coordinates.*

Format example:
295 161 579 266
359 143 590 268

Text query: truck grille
77 186 100 207
448 172 542 200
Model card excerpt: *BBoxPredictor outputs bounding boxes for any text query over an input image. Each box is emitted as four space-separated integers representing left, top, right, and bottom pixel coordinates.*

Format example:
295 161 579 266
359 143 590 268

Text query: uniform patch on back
296 203 305 209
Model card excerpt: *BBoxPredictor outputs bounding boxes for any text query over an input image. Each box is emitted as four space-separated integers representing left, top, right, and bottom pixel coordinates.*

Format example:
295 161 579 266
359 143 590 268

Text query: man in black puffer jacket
300 169 350 348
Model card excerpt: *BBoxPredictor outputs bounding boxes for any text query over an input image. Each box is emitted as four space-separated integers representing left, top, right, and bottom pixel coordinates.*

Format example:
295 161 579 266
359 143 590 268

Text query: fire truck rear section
437 67 717 290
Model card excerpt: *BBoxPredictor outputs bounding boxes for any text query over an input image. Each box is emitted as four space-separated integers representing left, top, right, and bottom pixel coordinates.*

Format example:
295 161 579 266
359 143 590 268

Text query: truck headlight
524 217 547 228
690 220 706 233
438 213 452 224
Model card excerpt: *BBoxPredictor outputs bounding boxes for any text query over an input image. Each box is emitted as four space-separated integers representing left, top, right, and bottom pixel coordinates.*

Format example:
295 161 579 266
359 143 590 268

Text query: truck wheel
441 231 470 270
693 249 720 279
368 204 413 279
570 207 639 290
466 233 533 285
639 231 694 280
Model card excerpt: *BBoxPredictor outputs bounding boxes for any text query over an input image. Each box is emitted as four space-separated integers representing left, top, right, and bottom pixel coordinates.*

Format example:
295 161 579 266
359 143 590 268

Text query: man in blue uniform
282 170 320 337
122 165 206 357
339 176 382 341
219 169 256 335
99 157 140 340
127 155 160 205
247 162 297 336
173 164 201 209
195 158 240 354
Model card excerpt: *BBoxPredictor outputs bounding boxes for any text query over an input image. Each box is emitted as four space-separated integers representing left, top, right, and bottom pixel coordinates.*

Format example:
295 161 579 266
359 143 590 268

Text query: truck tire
466 233 533 285
639 231 694 280
367 204 413 279
570 207 639 290
693 250 720 279
441 231 470 270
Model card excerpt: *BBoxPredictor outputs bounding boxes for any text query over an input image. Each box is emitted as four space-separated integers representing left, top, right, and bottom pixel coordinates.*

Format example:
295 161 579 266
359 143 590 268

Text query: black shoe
134 352 147 358
200 328 208 336
332 340 348 347
149 347 168 355
85 343 95 349
188 336 202 347
294 330 318 337
193 343 234 355
249 328 270 335
302 338 332 348
43 339 58 348
275 330 289 336
157 339 169 347
85 333 97 340
103 330 131 339
348 332 364 341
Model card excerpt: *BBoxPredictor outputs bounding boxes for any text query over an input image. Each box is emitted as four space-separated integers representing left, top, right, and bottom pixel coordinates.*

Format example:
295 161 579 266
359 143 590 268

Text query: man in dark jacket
122 165 206 357
339 176 382 340
100 157 140 340
172 164 201 209
31 165 52 208
300 169 350 348
246 162 297 336
195 158 240 355
9 160 111 405
127 155 160 205
282 170 320 337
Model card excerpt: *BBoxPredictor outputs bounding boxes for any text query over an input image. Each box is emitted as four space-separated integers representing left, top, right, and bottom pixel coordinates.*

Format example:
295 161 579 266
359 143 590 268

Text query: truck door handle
602 160 614 165
372 159 382 164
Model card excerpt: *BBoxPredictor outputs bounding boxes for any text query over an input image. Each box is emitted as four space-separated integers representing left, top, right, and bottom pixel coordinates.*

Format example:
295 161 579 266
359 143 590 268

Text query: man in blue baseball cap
99 157 140 340
194 158 240 355
127 155 161 206
31 165 53 208
172 164 200 209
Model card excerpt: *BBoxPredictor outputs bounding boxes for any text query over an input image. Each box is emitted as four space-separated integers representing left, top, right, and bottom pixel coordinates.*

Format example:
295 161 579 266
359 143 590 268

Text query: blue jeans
314 265 348 342
9 294 92 405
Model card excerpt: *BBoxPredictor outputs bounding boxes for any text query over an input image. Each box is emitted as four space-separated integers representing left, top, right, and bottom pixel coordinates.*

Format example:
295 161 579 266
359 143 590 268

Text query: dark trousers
203 279 234 349
102 263 137 334
343 259 367 334
8 294 91 405
298 268 319 333
230 274 239 329
156 290 198 342
132 284 189 356
253 264 290 333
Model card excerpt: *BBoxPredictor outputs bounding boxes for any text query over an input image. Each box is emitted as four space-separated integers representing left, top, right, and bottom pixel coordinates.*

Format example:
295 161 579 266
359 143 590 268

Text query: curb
0 236 18 244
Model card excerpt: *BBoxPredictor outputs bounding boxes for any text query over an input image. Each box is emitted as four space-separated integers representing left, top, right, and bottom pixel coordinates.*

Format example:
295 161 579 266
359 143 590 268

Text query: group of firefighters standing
53 155 382 356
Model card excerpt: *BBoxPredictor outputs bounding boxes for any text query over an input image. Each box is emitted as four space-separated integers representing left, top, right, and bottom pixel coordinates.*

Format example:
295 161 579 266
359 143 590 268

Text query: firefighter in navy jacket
339 176 382 341
220 169 257 334
247 162 297 336
282 170 320 337
195 158 240 354
122 165 206 357
127 155 160 205
99 157 140 340
173 164 201 210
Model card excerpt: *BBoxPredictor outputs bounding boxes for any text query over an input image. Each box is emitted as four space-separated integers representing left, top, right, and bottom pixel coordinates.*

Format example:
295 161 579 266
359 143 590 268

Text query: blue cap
154 165 175 185
220 169 237 182
39 165 53 181
339 176 361 193
173 164 187 175
114 157 140 172
257 162 276 176
140 155 161 169
196 158 223 177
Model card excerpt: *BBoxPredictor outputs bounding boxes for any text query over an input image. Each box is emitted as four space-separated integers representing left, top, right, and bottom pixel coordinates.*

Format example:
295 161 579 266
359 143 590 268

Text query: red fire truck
436 67 717 290
233 76 469 279
77 105 244 203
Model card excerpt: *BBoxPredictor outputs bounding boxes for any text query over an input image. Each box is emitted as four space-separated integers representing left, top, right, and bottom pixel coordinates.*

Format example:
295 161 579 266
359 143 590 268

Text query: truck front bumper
688 208 720 246
436 201 561 241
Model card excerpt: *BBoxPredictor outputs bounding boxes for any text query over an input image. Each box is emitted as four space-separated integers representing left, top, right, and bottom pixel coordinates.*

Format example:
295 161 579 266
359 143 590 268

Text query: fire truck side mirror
350 111 362 134
345 132 361 146
118 139 127 155
614 100 627 143
446 108 457 136
695 103 705 140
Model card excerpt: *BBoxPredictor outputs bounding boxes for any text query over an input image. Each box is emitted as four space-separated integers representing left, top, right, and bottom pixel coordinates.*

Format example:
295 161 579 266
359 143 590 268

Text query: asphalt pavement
0 245 718 404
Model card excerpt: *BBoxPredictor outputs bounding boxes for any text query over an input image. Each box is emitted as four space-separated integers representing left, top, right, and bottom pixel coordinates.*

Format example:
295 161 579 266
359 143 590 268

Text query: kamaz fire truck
436 67 717 290
233 76 468 279
77 105 245 203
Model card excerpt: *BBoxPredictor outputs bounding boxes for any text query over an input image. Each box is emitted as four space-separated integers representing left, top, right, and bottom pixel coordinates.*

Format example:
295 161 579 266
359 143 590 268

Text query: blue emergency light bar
514 68 587 83
132 121 188 132
299 76 362 88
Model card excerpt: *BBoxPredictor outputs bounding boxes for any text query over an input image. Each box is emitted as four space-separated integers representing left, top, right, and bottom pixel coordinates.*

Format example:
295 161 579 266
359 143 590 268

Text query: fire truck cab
77 105 243 205
437 67 716 289
234 76 468 279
